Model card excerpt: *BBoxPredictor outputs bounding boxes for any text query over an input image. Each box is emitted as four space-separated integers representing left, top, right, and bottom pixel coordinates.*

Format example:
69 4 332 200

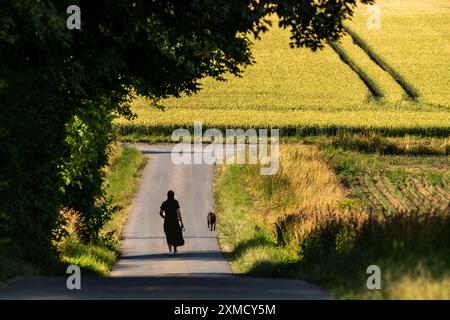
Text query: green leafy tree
0 0 372 266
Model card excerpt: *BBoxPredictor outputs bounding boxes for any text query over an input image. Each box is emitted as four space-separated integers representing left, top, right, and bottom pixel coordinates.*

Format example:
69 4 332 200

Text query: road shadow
0 276 332 300
123 236 218 240
119 251 224 262
141 150 207 155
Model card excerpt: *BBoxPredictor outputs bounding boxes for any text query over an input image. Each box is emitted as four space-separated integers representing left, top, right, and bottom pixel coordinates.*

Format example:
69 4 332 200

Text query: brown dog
207 212 216 231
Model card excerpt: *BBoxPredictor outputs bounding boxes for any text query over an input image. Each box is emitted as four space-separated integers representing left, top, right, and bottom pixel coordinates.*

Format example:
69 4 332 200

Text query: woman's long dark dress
160 198 184 247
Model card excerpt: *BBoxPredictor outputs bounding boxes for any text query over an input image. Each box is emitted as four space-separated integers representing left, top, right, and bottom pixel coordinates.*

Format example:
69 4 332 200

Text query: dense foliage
0 0 371 266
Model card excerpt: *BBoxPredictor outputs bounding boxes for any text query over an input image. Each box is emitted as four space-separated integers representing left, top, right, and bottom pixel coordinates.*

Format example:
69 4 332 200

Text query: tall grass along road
215 142 450 299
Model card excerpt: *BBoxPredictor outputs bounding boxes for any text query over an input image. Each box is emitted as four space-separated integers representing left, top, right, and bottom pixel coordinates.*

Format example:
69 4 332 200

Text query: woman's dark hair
167 190 175 199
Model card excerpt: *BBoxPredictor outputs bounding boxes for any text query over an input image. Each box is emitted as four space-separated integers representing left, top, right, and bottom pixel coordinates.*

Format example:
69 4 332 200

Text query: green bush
60 104 119 243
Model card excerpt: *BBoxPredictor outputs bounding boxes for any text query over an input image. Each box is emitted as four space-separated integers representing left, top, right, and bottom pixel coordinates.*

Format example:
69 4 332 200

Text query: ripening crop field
335 34 405 103
116 0 450 138
347 0 450 106
159 22 369 111
116 98 450 137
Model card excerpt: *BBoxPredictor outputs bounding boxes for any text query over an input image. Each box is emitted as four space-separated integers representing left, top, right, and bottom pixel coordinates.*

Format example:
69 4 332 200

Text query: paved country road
0 144 332 300
111 144 231 277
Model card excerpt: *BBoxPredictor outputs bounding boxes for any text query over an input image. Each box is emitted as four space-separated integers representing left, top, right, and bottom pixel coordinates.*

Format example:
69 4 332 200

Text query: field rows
353 160 450 215
335 34 405 103
347 0 450 106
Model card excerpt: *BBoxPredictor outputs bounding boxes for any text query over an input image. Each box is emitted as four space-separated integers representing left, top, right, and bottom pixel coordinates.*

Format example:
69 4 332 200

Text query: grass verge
58 146 147 275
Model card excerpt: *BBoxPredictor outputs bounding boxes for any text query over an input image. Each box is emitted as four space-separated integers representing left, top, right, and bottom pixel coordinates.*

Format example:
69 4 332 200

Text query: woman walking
159 190 185 255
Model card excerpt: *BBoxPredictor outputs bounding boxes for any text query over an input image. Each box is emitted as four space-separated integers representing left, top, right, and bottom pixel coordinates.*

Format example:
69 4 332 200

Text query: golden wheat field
116 1 450 137
159 23 369 110
116 97 450 137
347 0 450 106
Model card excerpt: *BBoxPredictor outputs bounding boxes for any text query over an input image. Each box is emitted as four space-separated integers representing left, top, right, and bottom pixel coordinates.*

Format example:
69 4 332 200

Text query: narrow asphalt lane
111 144 231 277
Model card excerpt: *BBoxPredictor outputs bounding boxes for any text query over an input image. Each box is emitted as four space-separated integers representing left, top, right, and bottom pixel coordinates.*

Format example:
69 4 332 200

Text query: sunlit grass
60 240 116 276
102 146 147 241
215 144 352 273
